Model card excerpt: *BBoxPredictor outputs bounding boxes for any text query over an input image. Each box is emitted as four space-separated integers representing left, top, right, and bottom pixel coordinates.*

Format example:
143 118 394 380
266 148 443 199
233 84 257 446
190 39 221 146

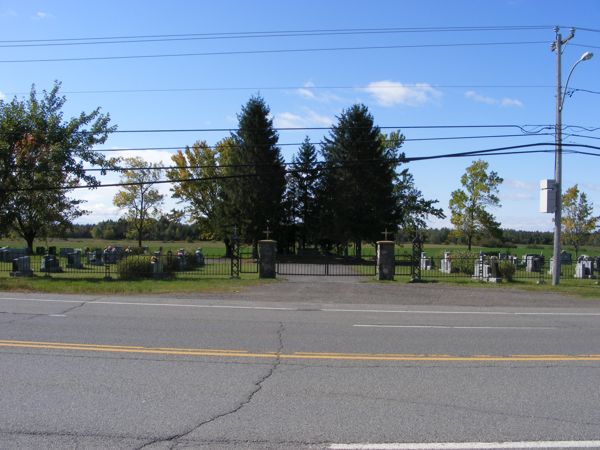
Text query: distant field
0 238 227 257
1 237 598 259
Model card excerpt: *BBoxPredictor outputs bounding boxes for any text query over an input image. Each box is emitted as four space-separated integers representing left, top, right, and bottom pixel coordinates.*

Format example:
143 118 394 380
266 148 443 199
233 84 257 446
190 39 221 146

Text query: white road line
353 324 557 330
0 297 600 317
329 440 600 449
48 314 66 317
324 308 600 316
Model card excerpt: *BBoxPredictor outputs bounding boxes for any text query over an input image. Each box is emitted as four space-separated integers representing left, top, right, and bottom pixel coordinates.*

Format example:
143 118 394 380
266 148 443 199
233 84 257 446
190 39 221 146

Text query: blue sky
1 0 599 231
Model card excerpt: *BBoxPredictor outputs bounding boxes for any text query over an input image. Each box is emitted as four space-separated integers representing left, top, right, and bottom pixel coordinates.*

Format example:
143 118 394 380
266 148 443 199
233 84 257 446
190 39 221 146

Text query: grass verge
393 276 600 299
0 275 272 295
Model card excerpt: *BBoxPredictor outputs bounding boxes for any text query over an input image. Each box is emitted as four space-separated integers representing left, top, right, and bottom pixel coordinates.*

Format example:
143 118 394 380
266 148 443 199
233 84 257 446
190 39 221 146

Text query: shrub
117 256 152 280
498 261 516 282
450 250 478 275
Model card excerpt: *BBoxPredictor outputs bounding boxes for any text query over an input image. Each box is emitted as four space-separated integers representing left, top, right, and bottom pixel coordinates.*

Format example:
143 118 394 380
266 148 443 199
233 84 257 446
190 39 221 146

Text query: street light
551 26 593 286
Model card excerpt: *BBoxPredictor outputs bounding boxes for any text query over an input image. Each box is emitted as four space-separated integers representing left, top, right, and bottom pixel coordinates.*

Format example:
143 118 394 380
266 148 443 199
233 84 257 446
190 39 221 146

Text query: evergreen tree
288 137 319 250
222 96 286 247
320 104 400 257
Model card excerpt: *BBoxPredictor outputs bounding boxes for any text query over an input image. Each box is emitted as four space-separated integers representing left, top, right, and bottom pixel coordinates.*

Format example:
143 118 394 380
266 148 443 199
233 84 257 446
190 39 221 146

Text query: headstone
525 255 542 272
561 251 572 265
440 251 452 274
575 255 594 279
0 248 28 262
36 246 45 255
10 256 33 277
151 254 164 278
66 250 84 269
59 247 75 258
40 255 62 273
420 252 433 270
195 248 205 267
87 248 104 265
48 246 57 256
176 249 188 271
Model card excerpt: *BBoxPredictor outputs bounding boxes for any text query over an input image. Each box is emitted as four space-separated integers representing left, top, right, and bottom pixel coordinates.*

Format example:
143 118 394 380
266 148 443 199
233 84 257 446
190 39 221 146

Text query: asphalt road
1 282 600 449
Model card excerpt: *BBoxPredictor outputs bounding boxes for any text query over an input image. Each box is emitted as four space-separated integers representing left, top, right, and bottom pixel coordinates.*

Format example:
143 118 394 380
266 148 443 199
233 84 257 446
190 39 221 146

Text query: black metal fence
276 256 376 276
394 254 596 282
0 252 254 280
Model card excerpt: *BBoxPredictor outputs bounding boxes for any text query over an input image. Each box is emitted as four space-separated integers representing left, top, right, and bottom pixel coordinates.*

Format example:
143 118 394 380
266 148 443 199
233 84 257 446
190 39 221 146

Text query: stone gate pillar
376 241 395 281
258 240 277 279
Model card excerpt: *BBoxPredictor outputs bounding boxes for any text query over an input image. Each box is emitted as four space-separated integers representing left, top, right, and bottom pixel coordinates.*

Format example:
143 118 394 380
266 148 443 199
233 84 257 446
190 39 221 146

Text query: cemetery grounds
0 237 599 297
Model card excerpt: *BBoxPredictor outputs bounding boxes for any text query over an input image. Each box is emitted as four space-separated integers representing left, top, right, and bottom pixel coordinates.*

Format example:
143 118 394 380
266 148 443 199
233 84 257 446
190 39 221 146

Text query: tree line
1 82 597 254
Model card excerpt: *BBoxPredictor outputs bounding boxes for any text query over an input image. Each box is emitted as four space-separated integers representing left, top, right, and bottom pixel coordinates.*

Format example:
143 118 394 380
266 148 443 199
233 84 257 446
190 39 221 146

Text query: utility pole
551 27 574 286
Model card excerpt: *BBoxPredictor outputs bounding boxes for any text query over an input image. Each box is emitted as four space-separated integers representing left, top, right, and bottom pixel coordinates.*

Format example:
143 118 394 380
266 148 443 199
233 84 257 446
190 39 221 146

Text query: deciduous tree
448 159 503 250
0 82 115 251
561 184 599 256
113 157 164 248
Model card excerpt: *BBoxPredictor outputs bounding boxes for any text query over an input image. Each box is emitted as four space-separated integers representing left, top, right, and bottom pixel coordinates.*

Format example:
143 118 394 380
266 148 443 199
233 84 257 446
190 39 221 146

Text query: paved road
1 283 600 449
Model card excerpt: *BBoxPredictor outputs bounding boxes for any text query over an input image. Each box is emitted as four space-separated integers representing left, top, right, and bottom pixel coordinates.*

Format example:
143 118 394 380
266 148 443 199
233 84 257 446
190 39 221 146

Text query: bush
116 256 153 280
498 261 516 282
450 250 478 275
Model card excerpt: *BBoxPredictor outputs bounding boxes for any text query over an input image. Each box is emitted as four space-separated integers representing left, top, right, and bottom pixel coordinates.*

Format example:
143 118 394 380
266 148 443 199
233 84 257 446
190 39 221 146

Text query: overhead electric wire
0 40 548 64
0 25 554 45
8 142 600 189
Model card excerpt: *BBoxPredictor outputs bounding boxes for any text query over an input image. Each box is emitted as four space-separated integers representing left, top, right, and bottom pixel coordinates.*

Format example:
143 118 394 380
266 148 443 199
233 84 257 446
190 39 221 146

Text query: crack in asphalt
134 321 285 450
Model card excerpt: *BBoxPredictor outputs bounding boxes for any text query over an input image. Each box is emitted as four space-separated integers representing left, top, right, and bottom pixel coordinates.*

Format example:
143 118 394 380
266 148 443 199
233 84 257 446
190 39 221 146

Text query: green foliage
113 157 164 248
319 104 399 254
450 250 479 275
498 261 516 281
116 256 153 280
166 140 225 238
286 136 320 249
562 185 599 256
449 159 503 250
0 81 115 250
395 169 445 232
220 96 286 244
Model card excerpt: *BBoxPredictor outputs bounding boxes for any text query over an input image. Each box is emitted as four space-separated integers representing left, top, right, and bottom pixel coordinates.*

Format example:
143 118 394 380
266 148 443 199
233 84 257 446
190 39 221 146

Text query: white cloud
363 80 442 107
584 183 600 192
295 81 345 103
506 179 536 190
502 192 534 201
465 90 523 108
0 91 5 101
102 148 175 165
274 108 333 128
296 81 316 99
0 10 17 17
32 11 53 20
465 90 496 105
501 98 524 108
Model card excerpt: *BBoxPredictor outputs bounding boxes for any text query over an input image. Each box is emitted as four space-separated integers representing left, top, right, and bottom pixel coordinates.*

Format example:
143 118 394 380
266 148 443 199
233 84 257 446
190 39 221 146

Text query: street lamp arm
560 52 593 111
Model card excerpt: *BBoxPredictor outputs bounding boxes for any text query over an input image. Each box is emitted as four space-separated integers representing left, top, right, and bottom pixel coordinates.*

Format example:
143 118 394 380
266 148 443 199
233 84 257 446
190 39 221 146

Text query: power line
0 25 553 45
0 27 556 49
7 142 600 190
88 132 556 153
0 40 548 64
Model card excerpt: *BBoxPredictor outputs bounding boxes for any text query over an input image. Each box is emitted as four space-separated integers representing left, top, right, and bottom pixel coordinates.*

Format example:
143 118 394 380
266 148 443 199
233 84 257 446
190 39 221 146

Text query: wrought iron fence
0 253 241 280
276 256 376 276
394 254 594 282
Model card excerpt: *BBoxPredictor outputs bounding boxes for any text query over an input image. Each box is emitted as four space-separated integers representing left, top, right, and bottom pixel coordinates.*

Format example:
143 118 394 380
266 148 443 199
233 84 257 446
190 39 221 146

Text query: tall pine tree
288 137 319 250
222 96 286 247
320 104 400 257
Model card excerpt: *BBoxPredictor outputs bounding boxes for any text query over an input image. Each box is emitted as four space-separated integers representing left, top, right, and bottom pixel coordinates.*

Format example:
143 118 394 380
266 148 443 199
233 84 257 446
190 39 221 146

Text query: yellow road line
1 340 600 362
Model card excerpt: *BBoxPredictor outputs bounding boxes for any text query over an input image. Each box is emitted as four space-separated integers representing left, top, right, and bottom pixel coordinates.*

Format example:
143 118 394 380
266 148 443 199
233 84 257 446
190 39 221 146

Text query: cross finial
381 228 392 241
263 223 272 240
